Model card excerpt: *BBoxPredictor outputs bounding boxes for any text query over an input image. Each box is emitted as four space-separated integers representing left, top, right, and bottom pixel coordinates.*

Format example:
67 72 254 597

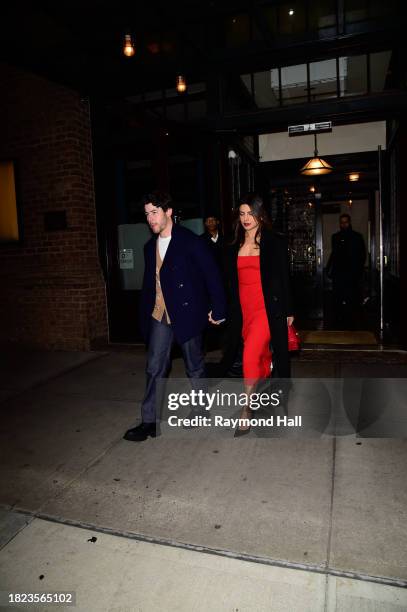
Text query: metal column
378 144 384 341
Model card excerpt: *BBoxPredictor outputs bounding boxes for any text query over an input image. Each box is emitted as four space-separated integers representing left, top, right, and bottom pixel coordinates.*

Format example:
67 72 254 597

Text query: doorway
262 151 380 333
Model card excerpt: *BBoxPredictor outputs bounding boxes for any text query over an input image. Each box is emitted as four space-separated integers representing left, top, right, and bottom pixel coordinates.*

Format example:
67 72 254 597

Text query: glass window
345 0 368 23
280 64 308 105
224 13 251 47
309 59 337 100
368 0 397 18
242 136 255 155
262 5 278 36
253 70 280 108
339 55 368 96
278 2 306 35
370 50 392 92
345 0 398 28
240 74 252 97
309 0 337 30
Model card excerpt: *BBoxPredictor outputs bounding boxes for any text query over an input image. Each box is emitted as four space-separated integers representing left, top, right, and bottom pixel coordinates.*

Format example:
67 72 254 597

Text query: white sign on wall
118 224 151 290
119 248 134 269
259 121 386 162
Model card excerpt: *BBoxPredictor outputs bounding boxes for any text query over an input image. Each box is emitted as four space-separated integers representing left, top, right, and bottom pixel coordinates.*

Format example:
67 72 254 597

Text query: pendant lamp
123 33 135 57
176 74 187 93
300 134 333 176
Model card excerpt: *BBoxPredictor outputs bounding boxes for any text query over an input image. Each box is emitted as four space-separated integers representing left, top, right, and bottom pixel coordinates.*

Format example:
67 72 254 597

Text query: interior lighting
176 74 187 93
123 34 135 57
300 134 333 176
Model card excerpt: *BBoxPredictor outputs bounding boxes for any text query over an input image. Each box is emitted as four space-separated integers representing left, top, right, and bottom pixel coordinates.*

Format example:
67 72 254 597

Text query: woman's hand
287 316 294 326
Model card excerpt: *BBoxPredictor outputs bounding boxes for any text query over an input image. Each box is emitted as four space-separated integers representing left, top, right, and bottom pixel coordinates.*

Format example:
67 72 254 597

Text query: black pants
333 277 362 328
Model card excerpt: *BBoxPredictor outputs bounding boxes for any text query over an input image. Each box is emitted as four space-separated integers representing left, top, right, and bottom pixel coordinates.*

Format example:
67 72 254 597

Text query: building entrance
260 150 381 336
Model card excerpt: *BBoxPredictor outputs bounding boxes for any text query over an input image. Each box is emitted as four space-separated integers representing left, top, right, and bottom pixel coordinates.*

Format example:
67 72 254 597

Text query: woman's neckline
238 254 260 257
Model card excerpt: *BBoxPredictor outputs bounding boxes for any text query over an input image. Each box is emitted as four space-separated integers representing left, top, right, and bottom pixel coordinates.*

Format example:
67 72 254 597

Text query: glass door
271 187 324 327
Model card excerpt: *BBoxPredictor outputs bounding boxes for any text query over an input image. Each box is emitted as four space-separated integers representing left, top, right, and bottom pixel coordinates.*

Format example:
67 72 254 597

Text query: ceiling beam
210 91 407 134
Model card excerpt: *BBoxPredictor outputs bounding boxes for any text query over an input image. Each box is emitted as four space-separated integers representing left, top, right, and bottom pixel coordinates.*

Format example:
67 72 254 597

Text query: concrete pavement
1 347 407 611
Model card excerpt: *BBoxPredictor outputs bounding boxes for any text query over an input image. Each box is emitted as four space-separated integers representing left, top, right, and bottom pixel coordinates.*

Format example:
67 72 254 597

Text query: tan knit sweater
151 242 171 324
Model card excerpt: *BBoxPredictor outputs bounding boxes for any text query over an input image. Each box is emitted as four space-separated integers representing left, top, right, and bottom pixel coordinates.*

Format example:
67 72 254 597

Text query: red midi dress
237 255 272 380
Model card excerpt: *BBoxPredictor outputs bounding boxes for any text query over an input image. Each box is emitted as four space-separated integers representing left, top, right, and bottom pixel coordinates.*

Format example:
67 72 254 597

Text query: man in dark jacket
124 191 226 442
201 215 224 269
326 213 366 327
201 215 226 353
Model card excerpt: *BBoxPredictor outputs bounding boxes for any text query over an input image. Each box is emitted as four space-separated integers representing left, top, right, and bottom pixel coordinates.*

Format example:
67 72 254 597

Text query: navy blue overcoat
139 224 226 345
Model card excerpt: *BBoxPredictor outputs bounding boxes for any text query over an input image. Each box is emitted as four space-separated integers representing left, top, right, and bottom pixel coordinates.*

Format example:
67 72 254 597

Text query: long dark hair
231 193 272 246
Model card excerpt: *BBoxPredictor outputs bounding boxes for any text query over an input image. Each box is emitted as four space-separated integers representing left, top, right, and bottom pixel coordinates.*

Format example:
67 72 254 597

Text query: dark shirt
327 228 366 281
201 231 224 269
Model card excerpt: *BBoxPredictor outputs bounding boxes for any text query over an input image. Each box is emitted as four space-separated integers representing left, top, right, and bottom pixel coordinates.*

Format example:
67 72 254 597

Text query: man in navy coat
124 191 226 442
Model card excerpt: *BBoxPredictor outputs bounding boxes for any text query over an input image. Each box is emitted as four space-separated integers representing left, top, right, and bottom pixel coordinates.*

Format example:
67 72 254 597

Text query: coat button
182 301 189 306
179 283 184 288
273 296 279 302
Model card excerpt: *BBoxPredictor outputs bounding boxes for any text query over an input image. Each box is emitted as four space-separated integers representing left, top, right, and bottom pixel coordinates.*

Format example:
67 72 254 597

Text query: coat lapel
260 230 275 282
230 242 239 294
146 236 157 268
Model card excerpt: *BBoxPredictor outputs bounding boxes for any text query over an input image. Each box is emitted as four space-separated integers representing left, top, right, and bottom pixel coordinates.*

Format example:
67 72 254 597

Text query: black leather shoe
123 422 158 442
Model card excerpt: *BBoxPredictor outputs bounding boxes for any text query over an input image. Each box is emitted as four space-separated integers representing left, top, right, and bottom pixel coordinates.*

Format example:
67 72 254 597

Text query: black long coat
327 228 366 284
226 230 294 378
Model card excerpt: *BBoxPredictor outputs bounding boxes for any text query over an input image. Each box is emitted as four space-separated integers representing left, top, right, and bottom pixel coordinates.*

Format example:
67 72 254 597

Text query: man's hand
208 310 225 325
287 316 294 326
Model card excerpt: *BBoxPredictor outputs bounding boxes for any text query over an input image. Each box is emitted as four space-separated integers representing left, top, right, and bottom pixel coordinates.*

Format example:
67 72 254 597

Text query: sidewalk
1 347 407 611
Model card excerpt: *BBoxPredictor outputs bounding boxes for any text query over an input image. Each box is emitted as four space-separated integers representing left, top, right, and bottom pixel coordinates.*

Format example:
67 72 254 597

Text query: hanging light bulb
300 134 333 176
176 74 187 93
123 34 135 57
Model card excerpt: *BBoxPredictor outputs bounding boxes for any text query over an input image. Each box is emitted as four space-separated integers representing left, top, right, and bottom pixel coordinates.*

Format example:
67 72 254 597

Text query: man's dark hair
204 215 220 226
142 191 173 211
340 213 351 222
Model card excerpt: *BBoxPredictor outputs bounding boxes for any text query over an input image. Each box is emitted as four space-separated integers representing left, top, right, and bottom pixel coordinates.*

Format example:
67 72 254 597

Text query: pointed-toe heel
234 425 251 438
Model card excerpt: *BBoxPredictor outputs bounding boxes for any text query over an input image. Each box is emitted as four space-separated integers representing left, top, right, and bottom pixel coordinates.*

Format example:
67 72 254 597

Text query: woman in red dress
227 194 294 436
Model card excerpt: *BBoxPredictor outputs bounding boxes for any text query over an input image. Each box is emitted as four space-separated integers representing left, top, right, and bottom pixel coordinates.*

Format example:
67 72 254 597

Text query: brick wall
0 62 108 350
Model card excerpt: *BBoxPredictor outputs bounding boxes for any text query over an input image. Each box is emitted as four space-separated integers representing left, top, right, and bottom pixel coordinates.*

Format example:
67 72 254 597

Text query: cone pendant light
300 134 333 176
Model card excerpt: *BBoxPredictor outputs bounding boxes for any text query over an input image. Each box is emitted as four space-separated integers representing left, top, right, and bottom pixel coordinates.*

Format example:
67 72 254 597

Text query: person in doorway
226 193 294 436
326 213 366 328
201 214 226 354
201 215 224 268
123 191 226 442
